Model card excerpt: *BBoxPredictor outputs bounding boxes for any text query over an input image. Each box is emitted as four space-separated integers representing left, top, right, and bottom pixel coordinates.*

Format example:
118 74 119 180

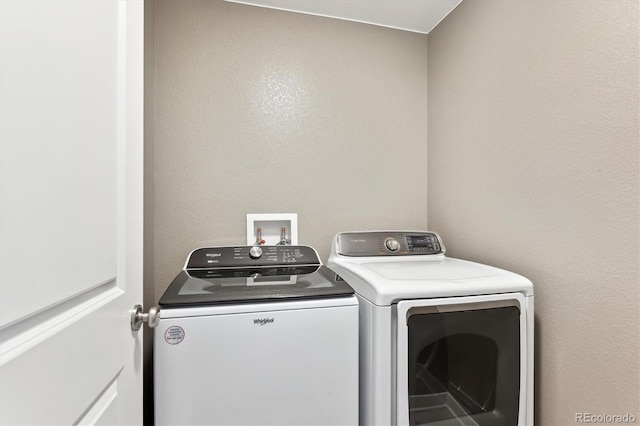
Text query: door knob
130 304 159 331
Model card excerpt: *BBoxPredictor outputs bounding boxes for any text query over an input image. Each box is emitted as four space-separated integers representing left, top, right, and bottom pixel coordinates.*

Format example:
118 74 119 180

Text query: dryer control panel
336 231 445 257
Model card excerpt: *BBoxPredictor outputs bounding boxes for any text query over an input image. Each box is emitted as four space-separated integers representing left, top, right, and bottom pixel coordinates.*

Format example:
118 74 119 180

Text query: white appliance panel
158 296 356 319
362 258 503 281
330 257 533 306
155 301 358 426
355 296 394 425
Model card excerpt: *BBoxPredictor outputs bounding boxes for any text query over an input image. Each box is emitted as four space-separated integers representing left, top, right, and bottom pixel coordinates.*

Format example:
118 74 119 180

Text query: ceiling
224 0 463 34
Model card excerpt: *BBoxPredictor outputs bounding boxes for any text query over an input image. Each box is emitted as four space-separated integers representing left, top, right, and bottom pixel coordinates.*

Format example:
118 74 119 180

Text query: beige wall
151 0 428 297
428 1 639 425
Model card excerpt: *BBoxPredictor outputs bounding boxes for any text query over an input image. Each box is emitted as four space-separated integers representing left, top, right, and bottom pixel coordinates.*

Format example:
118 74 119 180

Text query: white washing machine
327 231 534 426
155 245 359 426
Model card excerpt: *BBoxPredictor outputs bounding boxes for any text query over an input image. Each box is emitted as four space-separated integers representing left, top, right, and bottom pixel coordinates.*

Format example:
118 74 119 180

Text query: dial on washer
249 246 263 259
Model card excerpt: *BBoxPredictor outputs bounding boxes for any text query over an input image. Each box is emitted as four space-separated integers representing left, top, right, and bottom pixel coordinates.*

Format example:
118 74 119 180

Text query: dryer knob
249 246 263 259
385 237 400 252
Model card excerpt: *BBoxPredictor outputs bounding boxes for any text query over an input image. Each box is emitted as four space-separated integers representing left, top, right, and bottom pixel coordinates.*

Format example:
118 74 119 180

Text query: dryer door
395 293 527 426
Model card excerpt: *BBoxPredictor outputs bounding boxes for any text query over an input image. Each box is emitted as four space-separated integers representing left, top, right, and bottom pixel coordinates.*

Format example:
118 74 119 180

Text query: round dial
249 246 263 259
384 237 400 252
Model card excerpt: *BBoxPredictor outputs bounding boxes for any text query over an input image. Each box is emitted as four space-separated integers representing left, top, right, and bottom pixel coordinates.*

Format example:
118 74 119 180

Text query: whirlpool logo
253 317 274 326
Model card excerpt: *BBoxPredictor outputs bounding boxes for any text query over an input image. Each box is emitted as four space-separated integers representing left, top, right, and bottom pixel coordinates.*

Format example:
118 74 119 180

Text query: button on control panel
336 231 445 257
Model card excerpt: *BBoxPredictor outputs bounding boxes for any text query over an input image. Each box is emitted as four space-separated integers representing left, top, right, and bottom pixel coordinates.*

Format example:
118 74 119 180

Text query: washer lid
159 245 353 307
159 265 354 307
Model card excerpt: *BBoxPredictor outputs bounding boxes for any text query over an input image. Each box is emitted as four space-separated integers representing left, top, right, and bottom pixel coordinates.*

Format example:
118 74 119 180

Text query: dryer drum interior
407 305 521 426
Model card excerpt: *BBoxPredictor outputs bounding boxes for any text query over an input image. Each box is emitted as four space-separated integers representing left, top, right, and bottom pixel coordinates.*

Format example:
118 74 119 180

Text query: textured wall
152 0 428 296
427 1 639 424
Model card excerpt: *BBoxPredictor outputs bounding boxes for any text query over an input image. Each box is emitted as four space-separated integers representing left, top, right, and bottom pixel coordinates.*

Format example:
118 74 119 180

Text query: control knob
385 237 400 252
249 246 263 259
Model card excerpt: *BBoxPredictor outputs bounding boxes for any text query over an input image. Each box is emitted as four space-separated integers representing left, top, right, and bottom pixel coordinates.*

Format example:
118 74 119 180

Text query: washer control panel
186 245 320 269
336 231 445 257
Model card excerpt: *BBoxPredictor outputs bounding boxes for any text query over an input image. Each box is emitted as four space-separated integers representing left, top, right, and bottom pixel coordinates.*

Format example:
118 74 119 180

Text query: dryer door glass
407 304 520 426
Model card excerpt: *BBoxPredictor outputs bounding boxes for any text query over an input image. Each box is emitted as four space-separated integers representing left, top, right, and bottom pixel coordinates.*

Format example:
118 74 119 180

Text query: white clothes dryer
155 245 359 426
327 231 534 426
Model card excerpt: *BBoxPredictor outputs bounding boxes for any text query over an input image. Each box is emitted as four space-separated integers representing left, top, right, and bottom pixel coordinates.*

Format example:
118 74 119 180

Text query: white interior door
0 1 144 424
